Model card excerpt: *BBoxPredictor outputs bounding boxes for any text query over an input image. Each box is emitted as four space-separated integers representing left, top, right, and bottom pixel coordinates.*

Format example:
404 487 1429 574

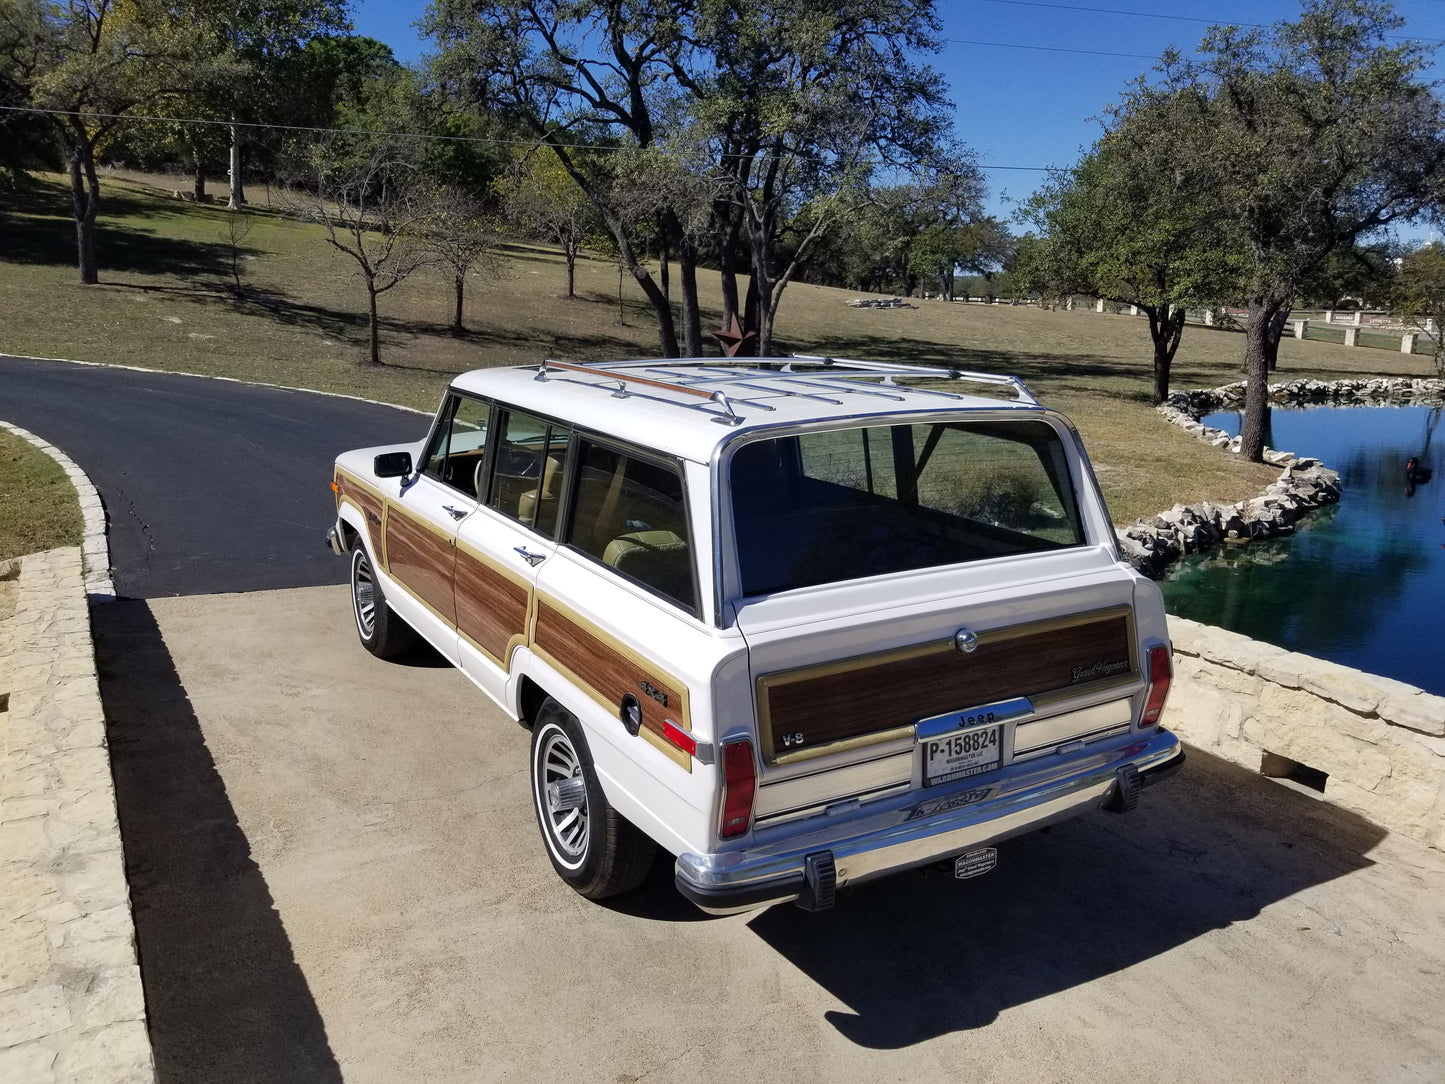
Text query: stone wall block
1378 689 1445 738
1375 742 1445 844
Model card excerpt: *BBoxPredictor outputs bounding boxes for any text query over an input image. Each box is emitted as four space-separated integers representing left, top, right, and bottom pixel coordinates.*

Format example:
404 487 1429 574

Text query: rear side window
566 439 696 612
732 419 1084 595
486 409 570 538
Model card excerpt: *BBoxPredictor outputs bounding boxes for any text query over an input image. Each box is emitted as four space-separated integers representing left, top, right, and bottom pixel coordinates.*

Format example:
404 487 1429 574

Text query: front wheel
530 699 656 900
350 542 418 659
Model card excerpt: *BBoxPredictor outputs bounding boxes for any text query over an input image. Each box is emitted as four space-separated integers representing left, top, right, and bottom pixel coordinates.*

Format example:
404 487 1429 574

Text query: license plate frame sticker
923 724 1002 786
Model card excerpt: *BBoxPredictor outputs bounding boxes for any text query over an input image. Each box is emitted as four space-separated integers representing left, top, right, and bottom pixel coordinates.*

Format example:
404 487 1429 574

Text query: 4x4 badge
638 680 668 707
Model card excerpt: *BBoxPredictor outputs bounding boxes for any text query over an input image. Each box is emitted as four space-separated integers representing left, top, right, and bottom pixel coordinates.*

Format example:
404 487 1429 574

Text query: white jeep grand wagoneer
328 357 1182 913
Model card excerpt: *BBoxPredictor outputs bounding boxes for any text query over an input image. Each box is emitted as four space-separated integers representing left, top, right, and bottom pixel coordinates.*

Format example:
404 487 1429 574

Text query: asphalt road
0 355 429 597
93 586 1445 1083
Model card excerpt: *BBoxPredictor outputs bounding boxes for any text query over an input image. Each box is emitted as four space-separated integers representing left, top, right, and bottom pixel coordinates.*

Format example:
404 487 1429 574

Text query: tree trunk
1264 307 1291 372
367 281 381 366
228 119 245 209
66 135 100 286
453 273 466 332
564 245 576 298
193 152 206 202
741 277 760 357
676 229 702 357
1143 304 1186 405
1240 298 1283 462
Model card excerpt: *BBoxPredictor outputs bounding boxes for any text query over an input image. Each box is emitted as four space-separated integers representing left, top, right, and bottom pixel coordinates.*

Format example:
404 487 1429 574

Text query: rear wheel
350 542 418 659
530 698 656 899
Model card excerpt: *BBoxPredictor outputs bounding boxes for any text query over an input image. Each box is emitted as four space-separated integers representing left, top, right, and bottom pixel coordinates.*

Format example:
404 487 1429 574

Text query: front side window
422 394 492 498
486 409 570 538
565 439 695 612
732 419 1085 596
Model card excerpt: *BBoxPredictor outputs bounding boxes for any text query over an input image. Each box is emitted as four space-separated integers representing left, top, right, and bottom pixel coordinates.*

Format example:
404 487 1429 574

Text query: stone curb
0 422 114 604
0 548 154 1083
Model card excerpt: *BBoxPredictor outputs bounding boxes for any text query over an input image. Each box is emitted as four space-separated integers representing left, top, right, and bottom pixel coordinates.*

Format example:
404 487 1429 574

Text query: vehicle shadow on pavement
94 601 343 1084
747 747 1385 1049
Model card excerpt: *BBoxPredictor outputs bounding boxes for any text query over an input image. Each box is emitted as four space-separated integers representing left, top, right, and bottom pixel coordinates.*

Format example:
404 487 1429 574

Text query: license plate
923 725 1002 786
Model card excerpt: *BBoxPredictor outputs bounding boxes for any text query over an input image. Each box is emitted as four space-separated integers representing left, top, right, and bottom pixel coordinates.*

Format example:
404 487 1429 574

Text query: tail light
1141 644 1173 727
719 739 756 839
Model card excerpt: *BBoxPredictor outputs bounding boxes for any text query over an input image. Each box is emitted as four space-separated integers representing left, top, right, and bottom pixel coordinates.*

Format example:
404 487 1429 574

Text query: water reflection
1160 403 1445 695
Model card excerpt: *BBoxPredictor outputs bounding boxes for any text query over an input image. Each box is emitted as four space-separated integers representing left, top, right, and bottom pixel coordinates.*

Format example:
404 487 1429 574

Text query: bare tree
294 144 434 365
495 150 599 299
221 209 254 294
422 186 505 332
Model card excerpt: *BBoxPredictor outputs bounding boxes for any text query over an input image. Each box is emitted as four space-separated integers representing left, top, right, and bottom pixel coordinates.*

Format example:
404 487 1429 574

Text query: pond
1158 402 1445 696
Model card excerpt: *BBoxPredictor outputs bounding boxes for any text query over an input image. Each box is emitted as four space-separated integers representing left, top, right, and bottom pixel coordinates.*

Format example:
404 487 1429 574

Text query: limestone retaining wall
1163 617 1445 850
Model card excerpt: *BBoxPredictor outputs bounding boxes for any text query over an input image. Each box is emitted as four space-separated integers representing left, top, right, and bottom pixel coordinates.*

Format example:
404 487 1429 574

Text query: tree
211 0 349 209
423 0 699 357
1116 1 1445 460
17 0 230 282
295 144 435 366
1389 243 1445 375
423 185 504 331
1018 119 1241 404
0 0 58 188
678 0 953 354
495 149 600 299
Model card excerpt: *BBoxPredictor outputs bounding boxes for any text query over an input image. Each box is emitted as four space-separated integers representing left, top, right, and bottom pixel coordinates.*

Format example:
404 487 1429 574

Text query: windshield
730 419 1085 596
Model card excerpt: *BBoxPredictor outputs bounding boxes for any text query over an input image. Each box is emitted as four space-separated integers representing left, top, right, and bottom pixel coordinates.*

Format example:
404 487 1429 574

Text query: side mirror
374 451 413 479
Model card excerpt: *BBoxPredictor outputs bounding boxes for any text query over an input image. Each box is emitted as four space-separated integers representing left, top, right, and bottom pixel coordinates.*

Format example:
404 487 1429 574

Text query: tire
530 698 656 900
350 542 418 659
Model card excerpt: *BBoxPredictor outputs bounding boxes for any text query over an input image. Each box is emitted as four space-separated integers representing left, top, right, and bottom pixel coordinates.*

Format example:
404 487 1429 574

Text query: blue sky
351 0 1445 223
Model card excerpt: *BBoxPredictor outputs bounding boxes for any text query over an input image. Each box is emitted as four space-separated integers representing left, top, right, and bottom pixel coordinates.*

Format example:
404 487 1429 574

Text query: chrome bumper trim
326 524 345 556
675 728 1182 915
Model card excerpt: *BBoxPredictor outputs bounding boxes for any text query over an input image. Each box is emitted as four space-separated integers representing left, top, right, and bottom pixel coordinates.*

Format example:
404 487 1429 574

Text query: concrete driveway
93 586 1445 1084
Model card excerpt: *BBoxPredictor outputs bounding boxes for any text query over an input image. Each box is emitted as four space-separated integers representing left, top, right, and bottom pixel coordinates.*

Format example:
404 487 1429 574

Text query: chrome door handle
443 505 468 521
514 547 547 567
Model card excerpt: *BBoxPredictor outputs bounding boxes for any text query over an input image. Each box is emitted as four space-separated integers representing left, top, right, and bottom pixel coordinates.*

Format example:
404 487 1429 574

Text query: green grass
3 169 1438 526
0 427 85 561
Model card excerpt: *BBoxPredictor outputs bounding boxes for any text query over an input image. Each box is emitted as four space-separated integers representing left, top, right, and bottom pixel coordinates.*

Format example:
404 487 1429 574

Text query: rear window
730 419 1085 596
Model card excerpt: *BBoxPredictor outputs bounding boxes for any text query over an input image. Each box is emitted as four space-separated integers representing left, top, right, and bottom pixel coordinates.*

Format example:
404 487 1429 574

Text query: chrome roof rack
533 356 1037 426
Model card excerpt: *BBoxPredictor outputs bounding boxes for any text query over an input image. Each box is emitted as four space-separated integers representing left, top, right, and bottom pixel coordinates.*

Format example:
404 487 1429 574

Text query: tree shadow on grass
94 600 342 1083
746 748 1384 1049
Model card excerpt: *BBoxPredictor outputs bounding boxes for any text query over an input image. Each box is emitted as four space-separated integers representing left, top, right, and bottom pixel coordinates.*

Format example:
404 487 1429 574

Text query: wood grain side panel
335 471 385 556
762 612 1134 761
533 599 691 768
384 504 456 625
454 545 529 666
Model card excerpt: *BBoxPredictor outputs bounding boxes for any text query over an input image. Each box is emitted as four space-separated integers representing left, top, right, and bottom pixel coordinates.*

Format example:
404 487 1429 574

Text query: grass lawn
3 169 1438 526
0 427 85 561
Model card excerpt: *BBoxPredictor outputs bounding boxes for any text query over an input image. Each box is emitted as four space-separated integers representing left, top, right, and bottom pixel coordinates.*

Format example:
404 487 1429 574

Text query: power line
946 37 1157 60
0 104 545 148
0 106 1060 173
978 0 1445 44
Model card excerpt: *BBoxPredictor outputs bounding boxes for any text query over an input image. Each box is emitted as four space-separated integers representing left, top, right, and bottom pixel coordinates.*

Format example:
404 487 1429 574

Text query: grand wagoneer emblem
1071 659 1130 683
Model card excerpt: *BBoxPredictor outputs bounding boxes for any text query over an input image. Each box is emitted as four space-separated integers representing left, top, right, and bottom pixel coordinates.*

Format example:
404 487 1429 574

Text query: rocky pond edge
1116 376 1445 578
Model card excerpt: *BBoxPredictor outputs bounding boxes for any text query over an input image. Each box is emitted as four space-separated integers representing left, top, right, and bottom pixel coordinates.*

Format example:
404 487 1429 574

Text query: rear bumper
675 728 1183 915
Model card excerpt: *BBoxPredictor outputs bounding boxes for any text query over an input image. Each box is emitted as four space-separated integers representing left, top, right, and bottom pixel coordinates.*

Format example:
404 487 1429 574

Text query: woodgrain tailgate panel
759 607 1135 764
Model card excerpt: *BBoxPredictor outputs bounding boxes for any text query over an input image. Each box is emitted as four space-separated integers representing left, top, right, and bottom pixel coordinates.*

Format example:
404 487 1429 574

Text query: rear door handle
514 547 547 567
